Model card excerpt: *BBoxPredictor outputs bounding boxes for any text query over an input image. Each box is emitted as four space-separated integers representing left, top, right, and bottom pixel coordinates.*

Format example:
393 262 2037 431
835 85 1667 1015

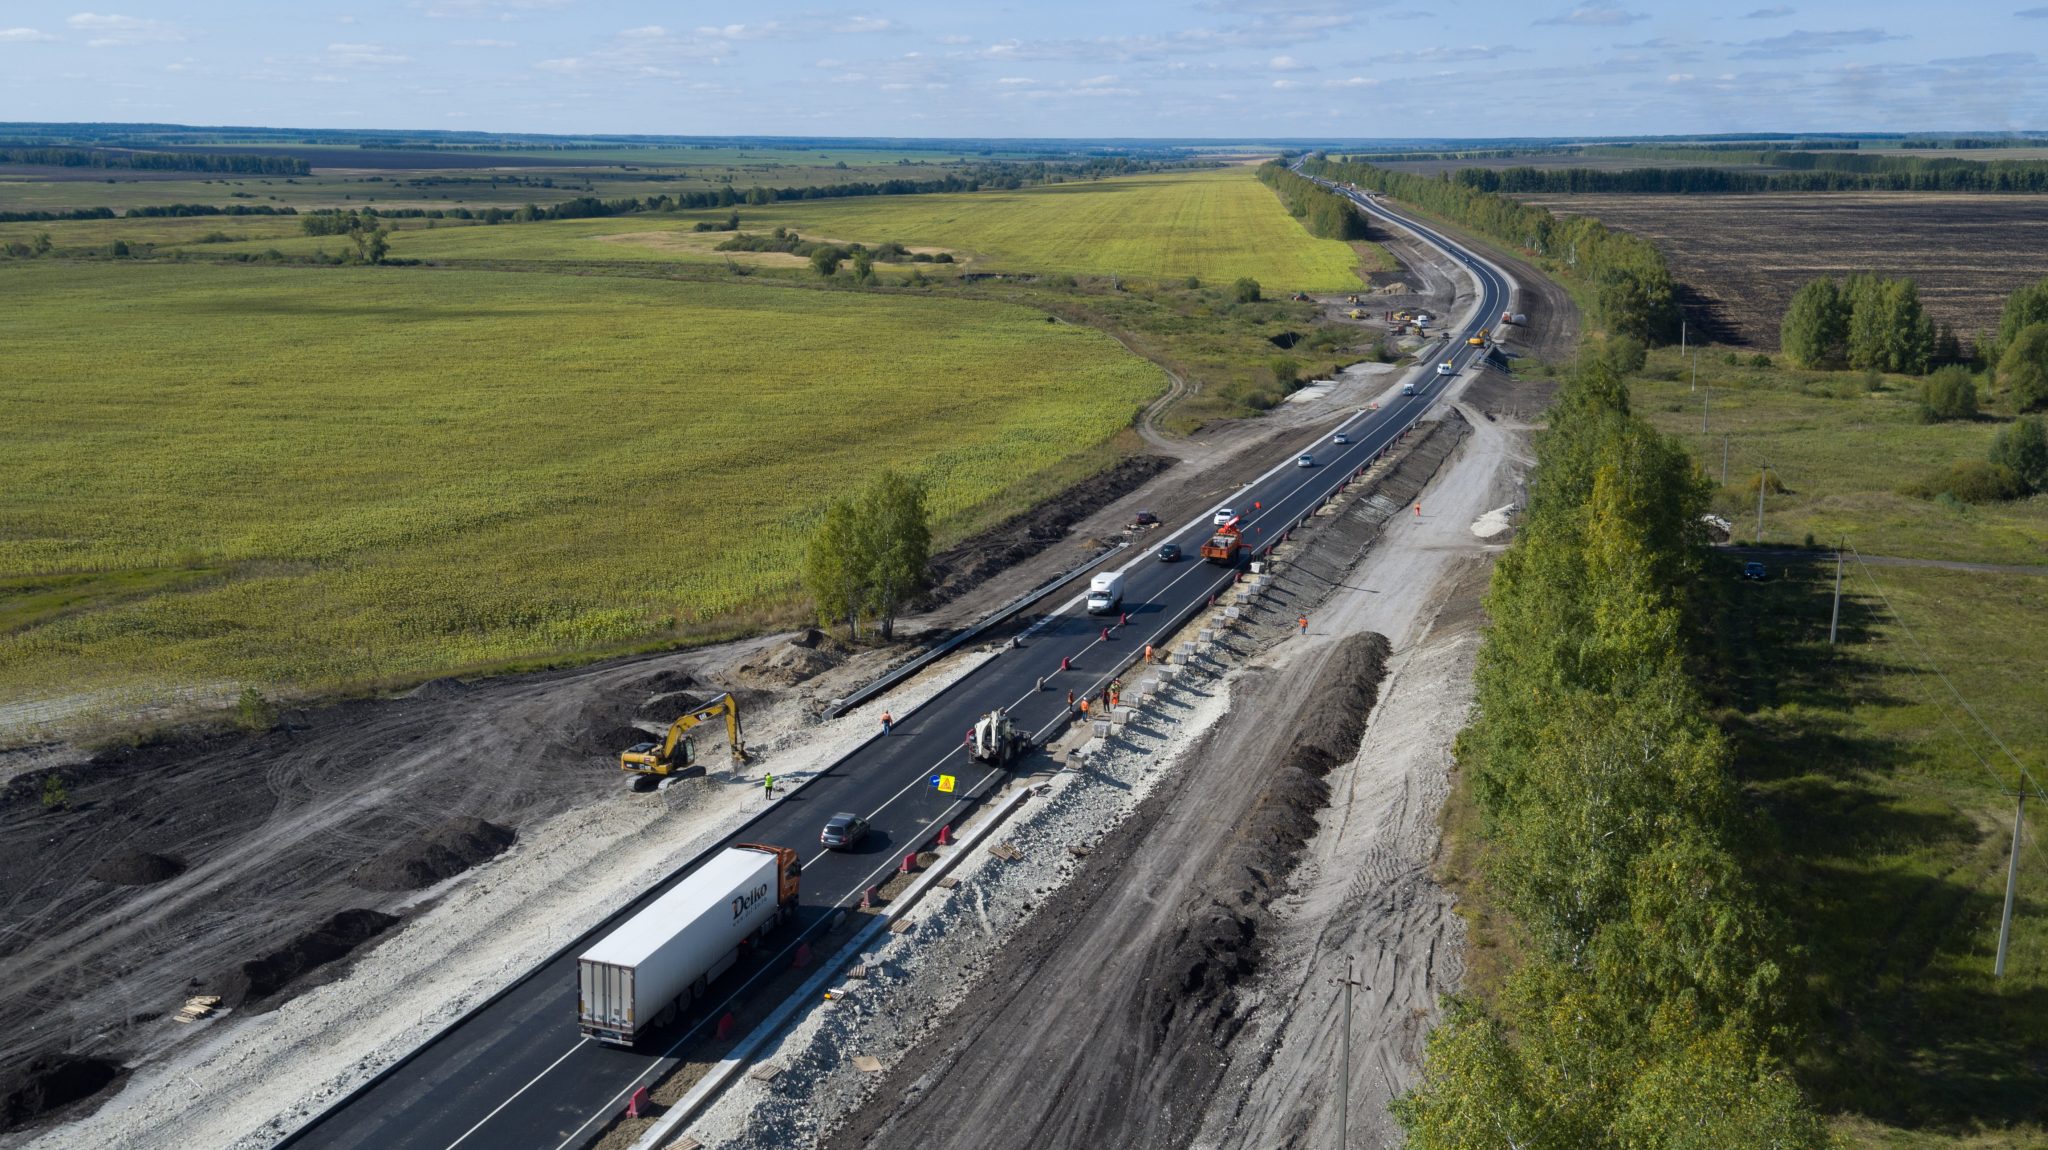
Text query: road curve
277 181 1509 1150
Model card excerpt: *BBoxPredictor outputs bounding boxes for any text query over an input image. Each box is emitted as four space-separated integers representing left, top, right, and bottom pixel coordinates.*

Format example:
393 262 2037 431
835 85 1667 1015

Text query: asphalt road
279 186 1510 1150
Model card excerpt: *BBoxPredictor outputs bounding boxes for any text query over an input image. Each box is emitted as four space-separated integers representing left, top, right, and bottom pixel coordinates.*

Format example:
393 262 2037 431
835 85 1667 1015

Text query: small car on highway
1741 561 1769 582
820 812 870 850
1157 542 1181 563
1213 507 1235 525
1297 453 1315 468
1332 431 1350 445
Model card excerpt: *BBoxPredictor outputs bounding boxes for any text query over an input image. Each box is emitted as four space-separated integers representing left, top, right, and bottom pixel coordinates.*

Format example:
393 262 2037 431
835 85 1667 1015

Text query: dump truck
576 843 801 1046
1085 571 1125 615
1200 518 1243 565
621 692 745 787
970 708 1029 767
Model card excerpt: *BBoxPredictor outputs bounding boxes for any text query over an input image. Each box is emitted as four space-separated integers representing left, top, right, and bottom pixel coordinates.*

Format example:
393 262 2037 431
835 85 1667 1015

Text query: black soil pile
351 817 516 892
0 1053 123 1133
735 628 850 688
87 849 185 886
1154 631 1392 1044
207 908 400 1007
575 669 698 757
921 454 1176 609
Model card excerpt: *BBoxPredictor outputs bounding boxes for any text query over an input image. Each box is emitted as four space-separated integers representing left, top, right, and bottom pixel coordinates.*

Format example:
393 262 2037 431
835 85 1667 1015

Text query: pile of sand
88 849 185 886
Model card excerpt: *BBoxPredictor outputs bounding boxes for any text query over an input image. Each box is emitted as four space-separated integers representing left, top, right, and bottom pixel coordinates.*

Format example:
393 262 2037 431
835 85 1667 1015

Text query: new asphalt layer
278 190 1509 1150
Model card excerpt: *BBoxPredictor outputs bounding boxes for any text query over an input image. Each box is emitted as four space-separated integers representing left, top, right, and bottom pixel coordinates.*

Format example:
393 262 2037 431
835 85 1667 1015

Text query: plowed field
1517 192 2048 349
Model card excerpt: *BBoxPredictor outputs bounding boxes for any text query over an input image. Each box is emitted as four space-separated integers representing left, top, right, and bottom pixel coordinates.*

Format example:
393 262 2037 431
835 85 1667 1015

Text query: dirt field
1516 192 2048 349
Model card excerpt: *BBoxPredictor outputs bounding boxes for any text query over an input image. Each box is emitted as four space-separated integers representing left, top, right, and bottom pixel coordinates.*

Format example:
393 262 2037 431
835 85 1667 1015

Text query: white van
1085 571 1126 615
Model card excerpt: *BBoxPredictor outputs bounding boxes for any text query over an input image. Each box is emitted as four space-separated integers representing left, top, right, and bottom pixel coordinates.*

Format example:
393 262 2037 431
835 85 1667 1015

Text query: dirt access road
825 368 1534 1150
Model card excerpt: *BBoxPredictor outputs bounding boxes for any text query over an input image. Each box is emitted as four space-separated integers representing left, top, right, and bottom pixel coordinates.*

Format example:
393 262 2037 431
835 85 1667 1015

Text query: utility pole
1829 541 1844 645
1691 349 1698 394
1755 464 1768 545
1996 791 2026 979
1682 320 1688 385
1333 955 1367 1150
1701 376 1710 435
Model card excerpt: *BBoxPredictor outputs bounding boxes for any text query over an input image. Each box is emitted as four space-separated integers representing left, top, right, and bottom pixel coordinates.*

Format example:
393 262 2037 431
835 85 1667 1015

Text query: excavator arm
621 692 748 777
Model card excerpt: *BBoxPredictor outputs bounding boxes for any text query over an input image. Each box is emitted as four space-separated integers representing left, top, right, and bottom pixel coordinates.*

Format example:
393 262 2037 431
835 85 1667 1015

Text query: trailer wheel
655 1000 678 1028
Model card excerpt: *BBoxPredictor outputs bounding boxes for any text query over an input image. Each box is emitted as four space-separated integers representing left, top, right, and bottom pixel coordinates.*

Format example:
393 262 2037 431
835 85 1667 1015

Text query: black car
1157 542 1181 562
1742 561 1769 582
1132 510 1160 527
820 812 869 849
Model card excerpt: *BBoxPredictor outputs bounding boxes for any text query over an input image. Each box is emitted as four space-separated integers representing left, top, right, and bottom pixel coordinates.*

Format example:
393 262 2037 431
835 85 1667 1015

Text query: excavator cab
621 692 746 788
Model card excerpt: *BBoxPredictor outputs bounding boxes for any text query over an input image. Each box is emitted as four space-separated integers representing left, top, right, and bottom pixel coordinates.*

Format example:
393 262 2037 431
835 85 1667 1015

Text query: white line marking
446 1037 588 1150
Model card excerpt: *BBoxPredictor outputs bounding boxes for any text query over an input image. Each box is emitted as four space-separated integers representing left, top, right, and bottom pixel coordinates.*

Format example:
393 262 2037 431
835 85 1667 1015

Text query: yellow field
0 262 1164 708
121 168 1369 291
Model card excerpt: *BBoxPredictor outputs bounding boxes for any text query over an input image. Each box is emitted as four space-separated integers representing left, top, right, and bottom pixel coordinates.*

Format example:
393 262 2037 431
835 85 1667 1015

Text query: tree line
1393 364 1826 1148
1256 163 1370 241
1452 162 2048 195
1300 154 1680 343
802 471 932 641
0 203 297 224
0 145 309 175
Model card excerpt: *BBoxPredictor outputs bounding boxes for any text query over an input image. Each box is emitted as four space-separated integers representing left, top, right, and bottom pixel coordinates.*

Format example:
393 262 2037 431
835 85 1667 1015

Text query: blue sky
1 1 2044 138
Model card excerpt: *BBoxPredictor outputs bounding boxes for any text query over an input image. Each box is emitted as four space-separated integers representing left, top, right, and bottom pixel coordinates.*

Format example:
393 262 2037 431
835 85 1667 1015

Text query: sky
1 1 2044 139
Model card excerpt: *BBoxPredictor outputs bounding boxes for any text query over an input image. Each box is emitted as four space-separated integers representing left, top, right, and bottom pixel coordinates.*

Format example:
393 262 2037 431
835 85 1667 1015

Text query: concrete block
1093 720 1110 738
1198 628 1214 644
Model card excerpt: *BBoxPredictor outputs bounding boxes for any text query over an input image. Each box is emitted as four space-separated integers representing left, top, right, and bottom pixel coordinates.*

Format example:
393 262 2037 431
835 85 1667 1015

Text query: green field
0 262 1163 713
128 168 1370 291
1624 350 2048 566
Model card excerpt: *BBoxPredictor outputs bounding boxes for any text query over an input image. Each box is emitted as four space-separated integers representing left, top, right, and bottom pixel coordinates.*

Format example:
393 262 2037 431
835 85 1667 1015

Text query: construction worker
1109 688 1119 709
1298 615 1308 635
1144 643 1154 664
1066 688 1075 707
1079 697 1090 718
1413 502 1421 517
880 711 893 736
763 773 776 800
965 729 975 749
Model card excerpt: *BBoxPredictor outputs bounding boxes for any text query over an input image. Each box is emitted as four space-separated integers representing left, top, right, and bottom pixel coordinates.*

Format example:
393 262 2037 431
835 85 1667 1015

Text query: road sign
929 774 941 789
934 774 957 794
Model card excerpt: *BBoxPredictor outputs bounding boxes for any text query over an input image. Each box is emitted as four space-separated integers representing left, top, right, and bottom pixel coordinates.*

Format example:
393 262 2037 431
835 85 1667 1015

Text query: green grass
1627 350 2048 566
0 261 1164 714
1713 557 2048 1147
154 168 1369 291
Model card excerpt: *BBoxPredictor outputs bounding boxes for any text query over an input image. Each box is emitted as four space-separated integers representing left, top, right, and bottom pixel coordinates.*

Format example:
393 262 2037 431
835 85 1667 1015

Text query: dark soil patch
0 1053 124 1133
735 629 851 688
920 454 1177 609
1267 330 1302 349
207 908 400 1007
351 817 516 892
87 849 185 886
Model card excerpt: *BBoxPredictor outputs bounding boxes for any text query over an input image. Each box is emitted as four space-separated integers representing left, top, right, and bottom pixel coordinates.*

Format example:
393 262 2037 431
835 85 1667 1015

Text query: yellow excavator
619 693 747 787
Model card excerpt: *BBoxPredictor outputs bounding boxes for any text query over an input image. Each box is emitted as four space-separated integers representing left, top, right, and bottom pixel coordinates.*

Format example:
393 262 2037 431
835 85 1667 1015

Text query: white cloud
328 41 411 66
997 76 1035 84
1331 74 1380 86
419 0 571 20
1733 27 1901 58
0 27 58 42
1269 53 1307 69
537 24 726 78
1535 4 1646 26
1744 5 1794 16
1078 73 1118 86
1666 71 1694 82
697 15 900 41
67 13 184 47
880 81 912 90
454 38 516 47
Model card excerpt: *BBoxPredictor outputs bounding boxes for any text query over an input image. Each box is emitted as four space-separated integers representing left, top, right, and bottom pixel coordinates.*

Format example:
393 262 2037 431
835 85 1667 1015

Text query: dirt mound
1154 631 1391 1041
208 909 400 1007
921 454 1176 608
735 630 851 688
404 677 468 700
0 1053 123 1133
351 817 516 892
87 849 185 886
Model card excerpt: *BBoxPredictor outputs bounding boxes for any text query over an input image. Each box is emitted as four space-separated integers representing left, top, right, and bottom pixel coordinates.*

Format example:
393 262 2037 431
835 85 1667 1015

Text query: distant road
280 175 1510 1150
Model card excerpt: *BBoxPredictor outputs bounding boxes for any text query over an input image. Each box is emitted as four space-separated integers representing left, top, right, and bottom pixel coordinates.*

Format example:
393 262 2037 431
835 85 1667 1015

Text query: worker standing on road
881 711 893 736
1413 502 1421 517
1110 688 1119 710
1298 615 1309 636
764 773 775 800
1079 697 1090 718
1144 643 1154 664
1067 688 1075 707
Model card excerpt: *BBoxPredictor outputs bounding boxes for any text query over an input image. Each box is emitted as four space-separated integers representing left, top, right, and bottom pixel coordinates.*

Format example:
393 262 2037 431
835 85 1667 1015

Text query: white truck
577 843 801 1046
1085 570 1125 615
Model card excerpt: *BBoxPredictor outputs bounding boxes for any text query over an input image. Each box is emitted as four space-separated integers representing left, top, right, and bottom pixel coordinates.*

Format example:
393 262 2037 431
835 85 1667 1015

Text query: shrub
235 686 278 732
1999 322 2048 411
1183 275 1201 290
808 246 844 277
1233 276 1262 304
1904 460 2023 504
1269 356 1301 387
1989 415 2048 492
1749 354 1772 368
1741 470 1789 499
1723 350 1740 366
40 774 68 811
1603 334 1648 374
1917 365 1979 422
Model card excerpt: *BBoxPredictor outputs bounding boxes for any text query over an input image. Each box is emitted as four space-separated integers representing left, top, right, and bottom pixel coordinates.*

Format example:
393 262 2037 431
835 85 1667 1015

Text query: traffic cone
938 824 952 846
901 852 916 875
716 1012 736 1041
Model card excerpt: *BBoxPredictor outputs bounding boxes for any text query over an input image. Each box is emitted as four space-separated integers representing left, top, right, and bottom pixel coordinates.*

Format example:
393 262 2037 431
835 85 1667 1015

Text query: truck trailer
576 843 801 1046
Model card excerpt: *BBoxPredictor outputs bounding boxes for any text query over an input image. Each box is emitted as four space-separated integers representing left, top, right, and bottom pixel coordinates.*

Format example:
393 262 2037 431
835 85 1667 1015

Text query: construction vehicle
970 708 1029 767
1347 308 1367 320
1200 517 1243 565
1467 335 1486 347
620 692 746 786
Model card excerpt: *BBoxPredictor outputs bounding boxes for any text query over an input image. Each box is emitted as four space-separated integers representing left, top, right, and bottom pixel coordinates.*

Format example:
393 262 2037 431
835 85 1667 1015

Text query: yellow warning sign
935 774 957 794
